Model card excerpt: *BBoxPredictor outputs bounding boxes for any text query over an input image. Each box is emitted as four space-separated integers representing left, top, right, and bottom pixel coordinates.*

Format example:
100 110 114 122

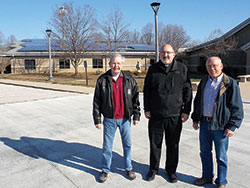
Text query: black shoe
168 173 178 183
146 171 156 181
194 177 214 185
99 171 108 183
126 170 136 180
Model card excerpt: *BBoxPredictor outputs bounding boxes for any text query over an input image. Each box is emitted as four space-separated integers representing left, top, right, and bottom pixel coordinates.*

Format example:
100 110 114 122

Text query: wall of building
10 56 152 74
246 49 250 74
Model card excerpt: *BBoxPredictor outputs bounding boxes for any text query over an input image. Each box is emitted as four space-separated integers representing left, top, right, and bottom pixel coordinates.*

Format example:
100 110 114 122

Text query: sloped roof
186 17 250 52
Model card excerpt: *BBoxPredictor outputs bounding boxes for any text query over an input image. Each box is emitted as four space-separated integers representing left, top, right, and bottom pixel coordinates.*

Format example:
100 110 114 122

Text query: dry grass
0 71 147 92
0 71 200 92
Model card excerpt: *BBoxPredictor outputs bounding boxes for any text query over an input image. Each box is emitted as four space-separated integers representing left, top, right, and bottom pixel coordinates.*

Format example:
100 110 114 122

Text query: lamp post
46 29 53 81
151 2 161 63
12 54 16 73
59 5 67 41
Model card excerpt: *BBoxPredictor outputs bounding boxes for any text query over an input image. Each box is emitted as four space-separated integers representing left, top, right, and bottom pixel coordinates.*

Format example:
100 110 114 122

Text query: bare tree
158 22 164 46
160 24 190 52
186 39 202 48
127 29 141 44
49 3 97 75
0 32 6 51
6 35 17 45
35 59 47 73
203 37 238 58
99 9 130 51
0 32 5 45
140 23 154 45
205 29 223 41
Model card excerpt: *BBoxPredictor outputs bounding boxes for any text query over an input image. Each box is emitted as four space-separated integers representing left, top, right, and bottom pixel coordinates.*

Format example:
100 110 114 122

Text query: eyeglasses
160 51 175 54
206 64 221 69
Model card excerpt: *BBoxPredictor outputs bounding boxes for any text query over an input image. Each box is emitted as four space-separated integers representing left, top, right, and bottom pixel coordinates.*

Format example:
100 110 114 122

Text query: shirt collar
208 73 223 83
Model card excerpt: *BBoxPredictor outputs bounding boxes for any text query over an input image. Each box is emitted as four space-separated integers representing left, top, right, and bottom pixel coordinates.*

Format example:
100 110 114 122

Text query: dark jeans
148 116 182 174
199 119 229 185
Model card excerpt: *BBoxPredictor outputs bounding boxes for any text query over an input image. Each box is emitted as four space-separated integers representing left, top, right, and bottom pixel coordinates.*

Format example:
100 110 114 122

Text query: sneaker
146 171 156 181
168 173 178 183
99 171 108 183
194 177 213 185
126 170 136 180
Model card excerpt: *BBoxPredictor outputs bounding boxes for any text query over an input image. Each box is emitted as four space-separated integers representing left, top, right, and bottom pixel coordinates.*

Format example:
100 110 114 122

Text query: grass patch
0 71 200 92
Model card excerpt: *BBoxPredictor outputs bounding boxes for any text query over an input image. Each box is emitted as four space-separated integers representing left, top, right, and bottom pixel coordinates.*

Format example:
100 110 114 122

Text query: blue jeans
199 119 229 185
102 118 132 173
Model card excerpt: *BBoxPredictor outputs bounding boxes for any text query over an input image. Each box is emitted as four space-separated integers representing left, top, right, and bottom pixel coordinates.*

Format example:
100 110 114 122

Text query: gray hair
206 56 222 66
110 53 125 63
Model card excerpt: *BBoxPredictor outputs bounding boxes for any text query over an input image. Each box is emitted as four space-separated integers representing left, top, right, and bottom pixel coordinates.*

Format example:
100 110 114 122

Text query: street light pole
151 2 161 63
59 5 67 42
46 29 53 81
12 54 16 73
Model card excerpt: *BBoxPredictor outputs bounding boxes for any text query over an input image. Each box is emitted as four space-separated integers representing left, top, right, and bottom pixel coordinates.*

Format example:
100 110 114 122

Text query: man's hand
181 113 189 123
145 111 151 119
193 122 199 130
224 129 234 137
133 120 139 126
95 124 102 129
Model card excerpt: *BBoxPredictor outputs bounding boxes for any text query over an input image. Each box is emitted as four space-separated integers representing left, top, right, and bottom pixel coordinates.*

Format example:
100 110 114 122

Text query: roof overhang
186 17 250 53
241 41 250 51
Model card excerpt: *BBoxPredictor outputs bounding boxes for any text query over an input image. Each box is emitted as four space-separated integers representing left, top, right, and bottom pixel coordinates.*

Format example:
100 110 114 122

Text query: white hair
206 56 222 66
110 53 125 63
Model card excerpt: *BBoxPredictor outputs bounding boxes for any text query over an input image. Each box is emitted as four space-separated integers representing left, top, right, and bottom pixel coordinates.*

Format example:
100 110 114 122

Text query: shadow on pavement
0 136 212 186
0 136 148 182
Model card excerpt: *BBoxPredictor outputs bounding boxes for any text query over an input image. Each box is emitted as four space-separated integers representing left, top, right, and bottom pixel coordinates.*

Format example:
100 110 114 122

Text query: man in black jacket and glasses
143 44 192 183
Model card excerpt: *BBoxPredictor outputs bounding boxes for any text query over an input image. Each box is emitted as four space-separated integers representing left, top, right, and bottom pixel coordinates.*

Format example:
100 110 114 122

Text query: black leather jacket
93 70 141 124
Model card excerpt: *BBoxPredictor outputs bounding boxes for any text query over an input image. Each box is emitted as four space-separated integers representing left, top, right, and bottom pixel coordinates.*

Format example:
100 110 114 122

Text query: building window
92 59 103 68
59 59 70 69
24 59 36 70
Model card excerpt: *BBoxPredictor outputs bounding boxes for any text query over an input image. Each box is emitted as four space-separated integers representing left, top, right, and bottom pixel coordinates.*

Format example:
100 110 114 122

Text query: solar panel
17 39 155 52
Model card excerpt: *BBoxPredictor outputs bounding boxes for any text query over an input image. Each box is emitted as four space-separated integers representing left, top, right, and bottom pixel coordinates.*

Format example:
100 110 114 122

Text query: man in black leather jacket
143 44 192 183
93 53 140 183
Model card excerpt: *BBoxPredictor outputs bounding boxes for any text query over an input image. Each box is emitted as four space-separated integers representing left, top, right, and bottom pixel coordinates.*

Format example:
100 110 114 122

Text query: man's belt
202 116 213 123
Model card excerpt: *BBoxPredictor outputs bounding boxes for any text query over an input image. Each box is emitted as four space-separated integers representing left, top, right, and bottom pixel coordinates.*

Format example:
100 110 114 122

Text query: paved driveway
0 84 249 188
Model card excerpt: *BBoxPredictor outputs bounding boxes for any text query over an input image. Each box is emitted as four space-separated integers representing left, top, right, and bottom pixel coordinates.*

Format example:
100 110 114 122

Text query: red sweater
112 76 124 119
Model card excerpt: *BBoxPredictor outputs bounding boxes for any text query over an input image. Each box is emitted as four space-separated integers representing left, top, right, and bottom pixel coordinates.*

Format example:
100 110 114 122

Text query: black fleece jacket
143 60 192 117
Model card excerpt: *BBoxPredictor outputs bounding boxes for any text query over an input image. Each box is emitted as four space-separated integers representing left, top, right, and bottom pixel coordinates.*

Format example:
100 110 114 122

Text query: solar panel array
17 39 155 52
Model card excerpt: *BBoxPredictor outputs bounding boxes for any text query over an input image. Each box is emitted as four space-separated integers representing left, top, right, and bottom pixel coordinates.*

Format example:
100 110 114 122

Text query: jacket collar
218 73 230 97
105 69 125 78
201 73 230 97
158 59 177 71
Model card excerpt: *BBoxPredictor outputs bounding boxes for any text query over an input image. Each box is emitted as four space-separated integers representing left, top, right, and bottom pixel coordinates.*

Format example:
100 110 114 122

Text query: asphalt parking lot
0 83 249 188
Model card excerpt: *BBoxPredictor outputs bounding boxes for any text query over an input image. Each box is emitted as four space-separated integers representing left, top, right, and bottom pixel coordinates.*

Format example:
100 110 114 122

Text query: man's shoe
146 171 156 181
218 185 226 188
126 170 136 180
168 173 178 183
194 177 213 185
99 171 108 183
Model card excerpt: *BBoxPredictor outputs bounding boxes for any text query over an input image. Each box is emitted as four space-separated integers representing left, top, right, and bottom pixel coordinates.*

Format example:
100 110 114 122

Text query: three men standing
93 54 140 183
143 44 192 183
93 47 243 187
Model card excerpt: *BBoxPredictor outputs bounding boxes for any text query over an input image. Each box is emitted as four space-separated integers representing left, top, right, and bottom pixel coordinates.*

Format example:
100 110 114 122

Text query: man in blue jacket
191 56 244 188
